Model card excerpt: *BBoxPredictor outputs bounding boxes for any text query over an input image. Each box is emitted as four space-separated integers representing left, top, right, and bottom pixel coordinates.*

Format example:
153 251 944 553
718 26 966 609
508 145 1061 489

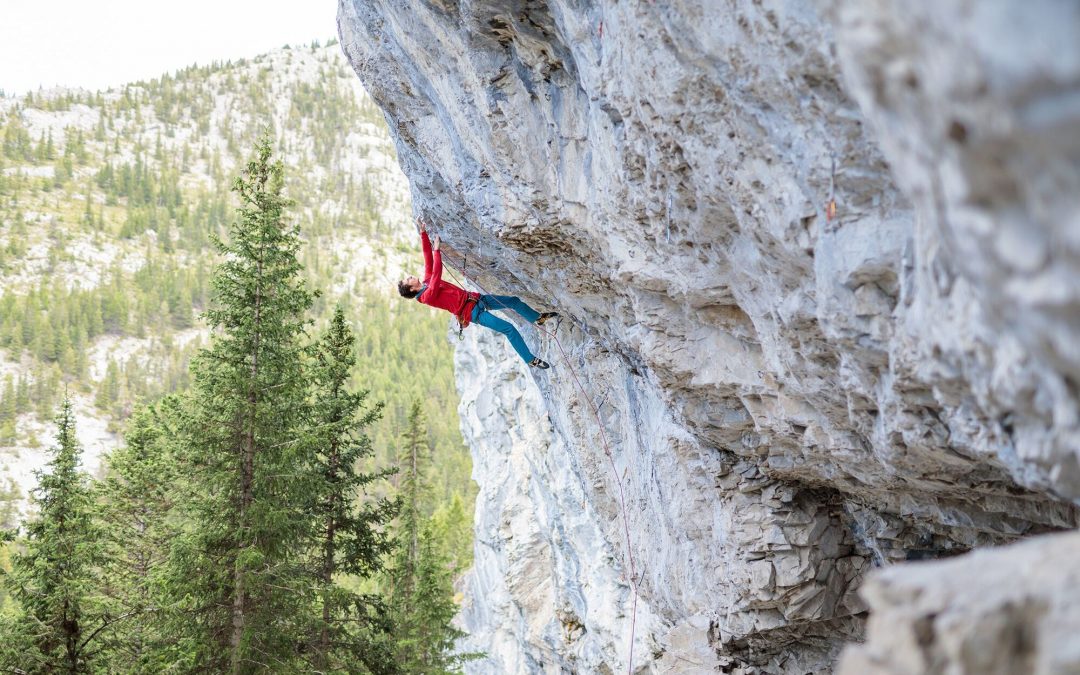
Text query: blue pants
471 294 541 363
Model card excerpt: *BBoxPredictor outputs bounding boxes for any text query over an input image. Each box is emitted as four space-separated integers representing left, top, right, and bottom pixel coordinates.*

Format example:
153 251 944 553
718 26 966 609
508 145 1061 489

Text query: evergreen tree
96 361 120 412
430 492 473 575
0 374 15 443
387 401 470 674
303 306 397 673
396 401 429 571
0 478 21 530
409 525 466 671
0 376 15 425
94 400 181 669
164 136 314 672
0 399 109 672
16 375 30 414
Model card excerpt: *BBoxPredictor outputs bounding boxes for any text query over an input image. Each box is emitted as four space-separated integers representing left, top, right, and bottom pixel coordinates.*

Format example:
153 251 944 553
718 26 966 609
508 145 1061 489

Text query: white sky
0 0 338 94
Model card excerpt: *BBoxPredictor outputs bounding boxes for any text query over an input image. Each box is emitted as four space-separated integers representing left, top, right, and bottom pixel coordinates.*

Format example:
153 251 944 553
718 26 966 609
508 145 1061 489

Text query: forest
0 42 476 672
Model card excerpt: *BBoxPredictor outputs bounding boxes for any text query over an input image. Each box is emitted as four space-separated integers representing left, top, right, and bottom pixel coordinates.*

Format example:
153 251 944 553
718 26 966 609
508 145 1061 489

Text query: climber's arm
421 230 434 284
429 235 443 285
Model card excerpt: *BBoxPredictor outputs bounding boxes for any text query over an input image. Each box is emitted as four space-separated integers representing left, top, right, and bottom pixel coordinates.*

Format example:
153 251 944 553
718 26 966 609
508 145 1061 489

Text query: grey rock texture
833 0 1080 503
453 325 666 673
338 0 1080 671
837 530 1080 675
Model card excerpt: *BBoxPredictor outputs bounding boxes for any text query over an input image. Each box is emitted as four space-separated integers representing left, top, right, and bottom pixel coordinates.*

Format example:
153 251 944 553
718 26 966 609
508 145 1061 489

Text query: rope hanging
439 239 640 675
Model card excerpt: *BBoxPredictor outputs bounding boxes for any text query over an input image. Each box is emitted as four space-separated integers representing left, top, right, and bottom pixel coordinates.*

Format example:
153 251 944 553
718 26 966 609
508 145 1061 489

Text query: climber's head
397 275 422 299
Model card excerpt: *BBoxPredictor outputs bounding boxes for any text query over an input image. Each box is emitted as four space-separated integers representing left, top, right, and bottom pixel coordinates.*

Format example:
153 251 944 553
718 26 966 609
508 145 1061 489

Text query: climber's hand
416 217 427 234
433 234 441 250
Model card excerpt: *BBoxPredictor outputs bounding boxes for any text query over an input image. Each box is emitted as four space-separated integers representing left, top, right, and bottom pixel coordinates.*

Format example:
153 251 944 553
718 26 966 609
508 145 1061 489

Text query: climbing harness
440 247 640 675
456 291 483 341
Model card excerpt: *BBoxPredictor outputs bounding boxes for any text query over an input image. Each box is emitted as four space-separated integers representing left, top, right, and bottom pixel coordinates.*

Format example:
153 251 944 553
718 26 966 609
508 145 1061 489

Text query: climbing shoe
535 312 559 326
529 358 550 369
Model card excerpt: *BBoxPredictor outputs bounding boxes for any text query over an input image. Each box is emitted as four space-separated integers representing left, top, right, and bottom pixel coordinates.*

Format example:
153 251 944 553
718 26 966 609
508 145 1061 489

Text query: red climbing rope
440 247 640 674
538 319 640 674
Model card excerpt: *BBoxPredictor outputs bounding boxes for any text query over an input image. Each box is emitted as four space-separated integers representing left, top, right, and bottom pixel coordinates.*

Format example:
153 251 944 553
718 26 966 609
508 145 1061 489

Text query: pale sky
0 0 338 95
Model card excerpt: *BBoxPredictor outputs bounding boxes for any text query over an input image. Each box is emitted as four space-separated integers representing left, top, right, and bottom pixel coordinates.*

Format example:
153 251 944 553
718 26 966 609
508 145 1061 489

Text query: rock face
337 0 1080 671
453 325 666 672
837 531 1080 675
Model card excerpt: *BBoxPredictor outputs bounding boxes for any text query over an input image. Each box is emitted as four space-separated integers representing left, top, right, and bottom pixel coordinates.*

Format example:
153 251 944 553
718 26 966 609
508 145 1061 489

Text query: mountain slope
0 42 470 525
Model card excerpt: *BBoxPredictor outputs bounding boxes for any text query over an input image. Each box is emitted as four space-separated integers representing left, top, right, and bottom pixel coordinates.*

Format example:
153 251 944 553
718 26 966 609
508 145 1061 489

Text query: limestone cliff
337 0 1080 671
837 530 1080 675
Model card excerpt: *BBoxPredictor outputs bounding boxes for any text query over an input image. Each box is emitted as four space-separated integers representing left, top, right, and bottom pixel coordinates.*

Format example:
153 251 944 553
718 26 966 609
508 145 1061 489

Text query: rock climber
397 219 557 369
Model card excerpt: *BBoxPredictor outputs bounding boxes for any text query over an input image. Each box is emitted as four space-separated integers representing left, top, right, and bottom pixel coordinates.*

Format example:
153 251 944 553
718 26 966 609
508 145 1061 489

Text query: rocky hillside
338 0 1080 672
0 42 472 524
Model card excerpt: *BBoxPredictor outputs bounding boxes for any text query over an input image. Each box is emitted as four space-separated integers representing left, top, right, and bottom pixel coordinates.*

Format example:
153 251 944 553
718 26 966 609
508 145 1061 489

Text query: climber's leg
480 294 542 324
473 308 536 364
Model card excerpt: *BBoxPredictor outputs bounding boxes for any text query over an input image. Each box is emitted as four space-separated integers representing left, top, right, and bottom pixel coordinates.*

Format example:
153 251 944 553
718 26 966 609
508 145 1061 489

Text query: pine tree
15 375 30 414
164 136 314 672
0 478 21 530
304 307 397 673
71 327 89 378
82 187 94 226
386 401 469 674
409 524 466 671
94 400 181 669
396 401 429 575
1 399 109 672
431 492 473 575
0 376 15 425
96 361 120 412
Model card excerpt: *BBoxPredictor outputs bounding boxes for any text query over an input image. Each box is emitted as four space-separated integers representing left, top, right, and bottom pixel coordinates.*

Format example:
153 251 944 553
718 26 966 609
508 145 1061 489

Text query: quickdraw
825 154 837 224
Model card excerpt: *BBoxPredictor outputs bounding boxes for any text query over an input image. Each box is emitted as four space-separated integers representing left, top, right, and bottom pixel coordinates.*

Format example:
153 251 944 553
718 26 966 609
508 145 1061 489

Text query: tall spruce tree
430 492 472 577
304 306 397 673
94 399 182 669
164 136 314 672
1 399 108 673
396 401 429 574
387 401 469 674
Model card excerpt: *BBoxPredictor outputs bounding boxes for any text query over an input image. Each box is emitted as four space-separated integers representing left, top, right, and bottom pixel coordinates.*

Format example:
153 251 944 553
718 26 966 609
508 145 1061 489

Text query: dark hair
398 280 420 299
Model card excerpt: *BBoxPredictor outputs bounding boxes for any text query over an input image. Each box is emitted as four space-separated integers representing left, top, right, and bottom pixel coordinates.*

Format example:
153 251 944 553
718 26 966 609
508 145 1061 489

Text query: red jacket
417 232 479 326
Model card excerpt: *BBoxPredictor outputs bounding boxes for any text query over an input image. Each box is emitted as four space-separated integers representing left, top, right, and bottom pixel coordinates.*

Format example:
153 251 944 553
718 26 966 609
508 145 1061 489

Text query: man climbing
397 219 557 369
